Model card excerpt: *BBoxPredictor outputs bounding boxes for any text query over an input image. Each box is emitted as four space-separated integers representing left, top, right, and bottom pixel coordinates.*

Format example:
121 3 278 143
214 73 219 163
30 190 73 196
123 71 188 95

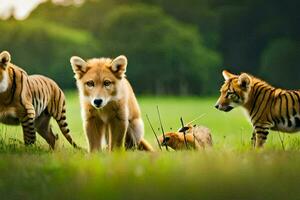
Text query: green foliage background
0 0 299 94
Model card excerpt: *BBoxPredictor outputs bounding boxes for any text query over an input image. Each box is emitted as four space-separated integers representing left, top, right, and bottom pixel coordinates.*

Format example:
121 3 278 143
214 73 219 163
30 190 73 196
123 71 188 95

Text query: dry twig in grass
157 106 168 151
146 114 162 151
278 131 286 151
180 117 189 149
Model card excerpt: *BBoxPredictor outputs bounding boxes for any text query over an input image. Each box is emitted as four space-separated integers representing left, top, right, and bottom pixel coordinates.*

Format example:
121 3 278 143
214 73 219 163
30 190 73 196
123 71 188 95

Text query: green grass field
1 92 300 199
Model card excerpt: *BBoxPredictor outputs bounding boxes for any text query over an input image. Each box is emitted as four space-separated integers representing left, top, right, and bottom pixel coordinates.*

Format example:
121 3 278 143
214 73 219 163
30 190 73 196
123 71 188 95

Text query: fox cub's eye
86 80 94 88
103 80 111 87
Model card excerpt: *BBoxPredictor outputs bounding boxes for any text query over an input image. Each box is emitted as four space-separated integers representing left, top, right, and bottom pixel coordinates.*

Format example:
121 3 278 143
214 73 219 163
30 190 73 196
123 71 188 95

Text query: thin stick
146 114 162 151
178 114 206 132
185 114 206 126
180 117 189 149
157 106 168 151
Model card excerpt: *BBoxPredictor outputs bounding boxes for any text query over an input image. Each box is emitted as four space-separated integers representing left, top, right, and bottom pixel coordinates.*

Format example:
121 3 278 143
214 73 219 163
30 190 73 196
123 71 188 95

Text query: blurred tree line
0 0 299 95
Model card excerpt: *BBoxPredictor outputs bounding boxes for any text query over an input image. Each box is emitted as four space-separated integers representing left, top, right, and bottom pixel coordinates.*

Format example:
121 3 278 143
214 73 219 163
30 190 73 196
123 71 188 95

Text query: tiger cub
0 50 78 149
215 70 300 148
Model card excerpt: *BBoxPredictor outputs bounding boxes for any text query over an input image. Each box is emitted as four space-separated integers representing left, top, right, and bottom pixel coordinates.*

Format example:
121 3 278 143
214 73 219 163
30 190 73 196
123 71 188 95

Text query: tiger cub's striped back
215 70 300 148
0 50 78 149
27 75 77 148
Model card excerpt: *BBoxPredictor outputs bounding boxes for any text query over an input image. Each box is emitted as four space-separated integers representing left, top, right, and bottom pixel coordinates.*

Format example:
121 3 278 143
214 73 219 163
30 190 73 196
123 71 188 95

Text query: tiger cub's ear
70 56 87 79
238 73 252 90
222 70 236 80
0 51 11 68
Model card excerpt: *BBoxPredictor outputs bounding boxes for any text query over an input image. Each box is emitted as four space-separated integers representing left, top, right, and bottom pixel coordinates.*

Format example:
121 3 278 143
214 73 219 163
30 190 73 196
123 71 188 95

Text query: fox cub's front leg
110 118 128 150
84 117 105 152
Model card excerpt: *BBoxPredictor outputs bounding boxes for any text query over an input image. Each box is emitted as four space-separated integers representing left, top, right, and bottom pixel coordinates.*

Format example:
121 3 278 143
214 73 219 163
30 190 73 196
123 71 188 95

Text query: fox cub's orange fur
70 55 153 152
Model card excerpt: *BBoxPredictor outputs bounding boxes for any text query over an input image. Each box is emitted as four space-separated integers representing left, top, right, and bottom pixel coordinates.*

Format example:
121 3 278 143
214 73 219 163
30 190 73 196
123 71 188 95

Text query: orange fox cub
70 55 154 152
215 70 300 148
160 125 213 150
0 51 78 149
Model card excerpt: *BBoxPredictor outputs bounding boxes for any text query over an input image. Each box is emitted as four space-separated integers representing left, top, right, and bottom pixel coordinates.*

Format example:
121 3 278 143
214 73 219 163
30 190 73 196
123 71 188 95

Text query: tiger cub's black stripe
0 50 79 149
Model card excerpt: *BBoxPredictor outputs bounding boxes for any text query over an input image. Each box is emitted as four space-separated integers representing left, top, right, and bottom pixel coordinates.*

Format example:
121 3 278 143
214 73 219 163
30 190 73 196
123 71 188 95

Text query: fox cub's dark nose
93 99 103 107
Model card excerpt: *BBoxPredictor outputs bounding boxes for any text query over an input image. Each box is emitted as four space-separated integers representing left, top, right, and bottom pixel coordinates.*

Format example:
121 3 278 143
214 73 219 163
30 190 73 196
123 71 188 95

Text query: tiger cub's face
0 51 10 93
215 70 252 112
70 55 127 109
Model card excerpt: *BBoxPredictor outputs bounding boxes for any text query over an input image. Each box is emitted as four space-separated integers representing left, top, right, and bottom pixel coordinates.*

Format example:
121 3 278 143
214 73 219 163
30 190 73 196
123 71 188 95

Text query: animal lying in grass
159 125 213 150
70 55 154 152
215 70 300 148
0 51 78 149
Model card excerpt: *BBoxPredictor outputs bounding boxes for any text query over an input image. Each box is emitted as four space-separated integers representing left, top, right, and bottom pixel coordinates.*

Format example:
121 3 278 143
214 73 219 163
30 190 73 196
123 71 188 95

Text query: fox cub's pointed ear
238 73 252 90
0 51 11 68
111 55 127 78
70 56 87 79
222 70 236 80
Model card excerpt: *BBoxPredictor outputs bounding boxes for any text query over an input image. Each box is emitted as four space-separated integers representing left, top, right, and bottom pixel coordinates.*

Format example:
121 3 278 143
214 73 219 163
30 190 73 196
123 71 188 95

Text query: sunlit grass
1 92 300 199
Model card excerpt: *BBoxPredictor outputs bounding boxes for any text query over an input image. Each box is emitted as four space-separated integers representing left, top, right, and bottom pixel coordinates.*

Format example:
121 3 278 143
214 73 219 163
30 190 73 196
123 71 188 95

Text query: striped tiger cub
215 70 300 148
0 50 78 149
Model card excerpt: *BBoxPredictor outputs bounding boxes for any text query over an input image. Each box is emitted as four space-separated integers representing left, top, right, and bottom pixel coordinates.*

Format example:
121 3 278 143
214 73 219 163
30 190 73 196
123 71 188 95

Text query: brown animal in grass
160 125 213 150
